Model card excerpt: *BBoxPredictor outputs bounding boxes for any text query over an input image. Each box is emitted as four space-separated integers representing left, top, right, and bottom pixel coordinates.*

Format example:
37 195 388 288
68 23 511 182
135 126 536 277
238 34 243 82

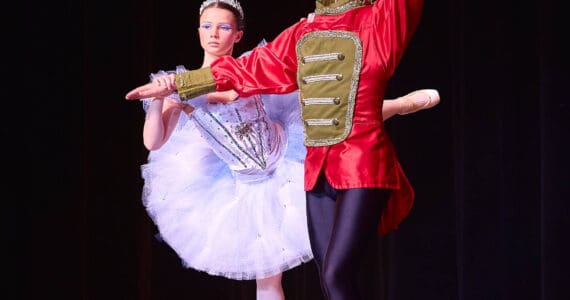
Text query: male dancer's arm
126 23 303 101
376 0 424 77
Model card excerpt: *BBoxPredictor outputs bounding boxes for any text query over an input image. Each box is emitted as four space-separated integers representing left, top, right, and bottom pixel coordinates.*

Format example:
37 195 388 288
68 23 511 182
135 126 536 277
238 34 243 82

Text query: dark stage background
7 0 568 299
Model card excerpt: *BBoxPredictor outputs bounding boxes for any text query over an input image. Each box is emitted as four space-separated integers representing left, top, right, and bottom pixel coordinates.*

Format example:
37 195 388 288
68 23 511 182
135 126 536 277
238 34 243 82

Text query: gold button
336 74 343 81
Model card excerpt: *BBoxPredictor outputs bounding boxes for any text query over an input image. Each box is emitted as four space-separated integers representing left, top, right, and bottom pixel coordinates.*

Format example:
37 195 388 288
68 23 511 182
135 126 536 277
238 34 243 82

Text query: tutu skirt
140 92 312 280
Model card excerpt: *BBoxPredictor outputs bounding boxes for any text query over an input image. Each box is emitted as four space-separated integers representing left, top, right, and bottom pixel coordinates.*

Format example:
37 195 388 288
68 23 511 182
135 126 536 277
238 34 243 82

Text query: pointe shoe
397 89 440 115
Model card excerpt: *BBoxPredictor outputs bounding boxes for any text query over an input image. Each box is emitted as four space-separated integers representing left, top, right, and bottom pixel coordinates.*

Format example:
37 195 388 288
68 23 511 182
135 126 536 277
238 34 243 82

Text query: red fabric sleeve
210 22 305 96
375 0 424 77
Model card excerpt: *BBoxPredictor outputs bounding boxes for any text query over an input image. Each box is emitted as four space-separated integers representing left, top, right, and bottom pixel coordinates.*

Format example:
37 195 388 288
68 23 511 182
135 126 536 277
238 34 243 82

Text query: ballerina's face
198 7 243 58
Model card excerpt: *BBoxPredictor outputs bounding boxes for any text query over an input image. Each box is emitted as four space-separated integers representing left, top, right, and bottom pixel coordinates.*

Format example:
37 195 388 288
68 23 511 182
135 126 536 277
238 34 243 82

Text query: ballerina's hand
125 74 177 100
206 90 239 103
181 103 195 115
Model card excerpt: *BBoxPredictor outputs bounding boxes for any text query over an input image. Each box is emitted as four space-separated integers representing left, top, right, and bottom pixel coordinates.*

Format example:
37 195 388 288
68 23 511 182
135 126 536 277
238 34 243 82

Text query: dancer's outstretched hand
125 74 177 100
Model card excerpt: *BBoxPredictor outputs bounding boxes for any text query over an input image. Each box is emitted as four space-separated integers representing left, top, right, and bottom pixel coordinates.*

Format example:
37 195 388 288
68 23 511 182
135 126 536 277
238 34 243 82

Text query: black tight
306 174 389 300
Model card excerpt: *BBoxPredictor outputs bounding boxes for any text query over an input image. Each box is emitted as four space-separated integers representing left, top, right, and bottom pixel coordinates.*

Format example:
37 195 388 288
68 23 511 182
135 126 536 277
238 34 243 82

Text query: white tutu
140 91 312 280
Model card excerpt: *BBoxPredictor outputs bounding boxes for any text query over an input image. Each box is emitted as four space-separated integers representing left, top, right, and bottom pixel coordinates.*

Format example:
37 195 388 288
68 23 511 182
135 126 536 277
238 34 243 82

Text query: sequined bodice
192 95 285 182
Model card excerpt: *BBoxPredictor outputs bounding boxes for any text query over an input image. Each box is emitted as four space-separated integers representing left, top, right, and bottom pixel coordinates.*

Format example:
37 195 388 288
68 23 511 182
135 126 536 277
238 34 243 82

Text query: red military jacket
178 0 424 234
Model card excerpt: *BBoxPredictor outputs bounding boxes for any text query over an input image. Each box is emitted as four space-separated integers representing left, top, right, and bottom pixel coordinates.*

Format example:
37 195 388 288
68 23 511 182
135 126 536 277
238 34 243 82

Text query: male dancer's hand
125 74 177 100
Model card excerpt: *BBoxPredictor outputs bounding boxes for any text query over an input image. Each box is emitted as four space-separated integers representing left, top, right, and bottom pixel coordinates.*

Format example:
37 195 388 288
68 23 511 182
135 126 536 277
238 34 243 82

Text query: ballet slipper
397 89 440 115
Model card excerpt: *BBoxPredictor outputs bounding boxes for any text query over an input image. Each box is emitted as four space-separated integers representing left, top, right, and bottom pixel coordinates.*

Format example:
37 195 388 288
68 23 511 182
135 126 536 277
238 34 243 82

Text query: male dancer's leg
307 177 388 299
306 174 337 297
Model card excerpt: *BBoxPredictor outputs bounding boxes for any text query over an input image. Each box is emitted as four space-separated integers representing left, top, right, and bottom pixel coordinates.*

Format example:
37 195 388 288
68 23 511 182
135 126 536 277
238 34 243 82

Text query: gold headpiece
316 0 369 5
199 0 244 21
315 0 372 15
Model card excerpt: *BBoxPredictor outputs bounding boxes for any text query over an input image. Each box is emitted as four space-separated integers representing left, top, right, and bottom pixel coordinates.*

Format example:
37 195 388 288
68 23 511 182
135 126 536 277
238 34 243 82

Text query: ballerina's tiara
199 0 244 20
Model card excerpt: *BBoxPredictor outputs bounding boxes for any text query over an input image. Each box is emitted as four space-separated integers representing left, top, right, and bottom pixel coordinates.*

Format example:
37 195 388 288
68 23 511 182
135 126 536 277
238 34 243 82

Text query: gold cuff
175 67 216 100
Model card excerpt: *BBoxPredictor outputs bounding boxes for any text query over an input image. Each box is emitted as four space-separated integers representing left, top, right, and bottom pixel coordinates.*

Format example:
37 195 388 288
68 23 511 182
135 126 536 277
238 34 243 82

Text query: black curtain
8 0 568 299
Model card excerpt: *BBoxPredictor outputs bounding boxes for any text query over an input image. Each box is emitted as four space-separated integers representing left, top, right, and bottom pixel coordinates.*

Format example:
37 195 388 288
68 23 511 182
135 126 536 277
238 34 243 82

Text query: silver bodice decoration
192 95 286 182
